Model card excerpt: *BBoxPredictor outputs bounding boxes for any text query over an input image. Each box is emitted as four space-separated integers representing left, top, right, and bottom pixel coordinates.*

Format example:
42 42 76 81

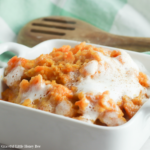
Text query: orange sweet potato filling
138 72 149 87
1 42 149 126
110 50 121 57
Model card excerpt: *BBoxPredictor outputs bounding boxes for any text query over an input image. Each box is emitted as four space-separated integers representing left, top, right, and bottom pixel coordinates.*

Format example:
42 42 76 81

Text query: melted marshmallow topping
5 66 24 86
84 60 98 75
81 98 98 123
56 100 72 116
101 111 125 126
21 76 52 103
74 50 147 103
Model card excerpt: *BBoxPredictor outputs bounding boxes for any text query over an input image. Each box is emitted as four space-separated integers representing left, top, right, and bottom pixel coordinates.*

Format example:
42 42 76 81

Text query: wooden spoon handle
17 15 150 52
86 31 150 52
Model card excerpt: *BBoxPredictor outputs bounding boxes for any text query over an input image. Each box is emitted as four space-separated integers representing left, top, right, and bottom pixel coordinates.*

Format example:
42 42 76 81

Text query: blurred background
1 0 150 64
1 0 150 65
1 0 150 42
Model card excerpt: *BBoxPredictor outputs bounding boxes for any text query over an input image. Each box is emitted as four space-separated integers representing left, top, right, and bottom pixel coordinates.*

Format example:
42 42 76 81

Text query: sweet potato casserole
1 42 150 126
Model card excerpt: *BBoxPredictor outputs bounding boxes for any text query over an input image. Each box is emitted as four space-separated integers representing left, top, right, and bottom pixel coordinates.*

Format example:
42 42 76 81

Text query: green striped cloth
0 0 150 63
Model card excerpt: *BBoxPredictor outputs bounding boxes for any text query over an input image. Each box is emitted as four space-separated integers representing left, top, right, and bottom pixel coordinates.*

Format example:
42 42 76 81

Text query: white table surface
0 137 149 150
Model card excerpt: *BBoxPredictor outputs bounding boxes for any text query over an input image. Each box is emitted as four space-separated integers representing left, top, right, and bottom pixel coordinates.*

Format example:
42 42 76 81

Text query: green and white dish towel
0 0 150 65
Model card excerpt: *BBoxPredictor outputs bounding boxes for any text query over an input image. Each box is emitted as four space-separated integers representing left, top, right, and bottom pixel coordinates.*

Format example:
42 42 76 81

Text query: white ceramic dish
0 39 150 150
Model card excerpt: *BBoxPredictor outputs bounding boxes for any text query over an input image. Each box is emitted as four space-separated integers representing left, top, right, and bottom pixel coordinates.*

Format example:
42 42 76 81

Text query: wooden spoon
17 16 150 52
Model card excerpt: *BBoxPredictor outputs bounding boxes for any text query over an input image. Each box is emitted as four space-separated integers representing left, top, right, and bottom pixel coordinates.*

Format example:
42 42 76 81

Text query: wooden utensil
17 16 150 52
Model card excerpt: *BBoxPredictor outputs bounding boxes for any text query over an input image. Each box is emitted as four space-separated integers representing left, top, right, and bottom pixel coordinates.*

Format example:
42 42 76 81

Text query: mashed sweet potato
1 42 150 126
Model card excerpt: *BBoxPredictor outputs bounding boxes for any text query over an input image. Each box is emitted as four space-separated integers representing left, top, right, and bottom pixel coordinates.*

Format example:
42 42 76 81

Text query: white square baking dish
0 39 150 150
